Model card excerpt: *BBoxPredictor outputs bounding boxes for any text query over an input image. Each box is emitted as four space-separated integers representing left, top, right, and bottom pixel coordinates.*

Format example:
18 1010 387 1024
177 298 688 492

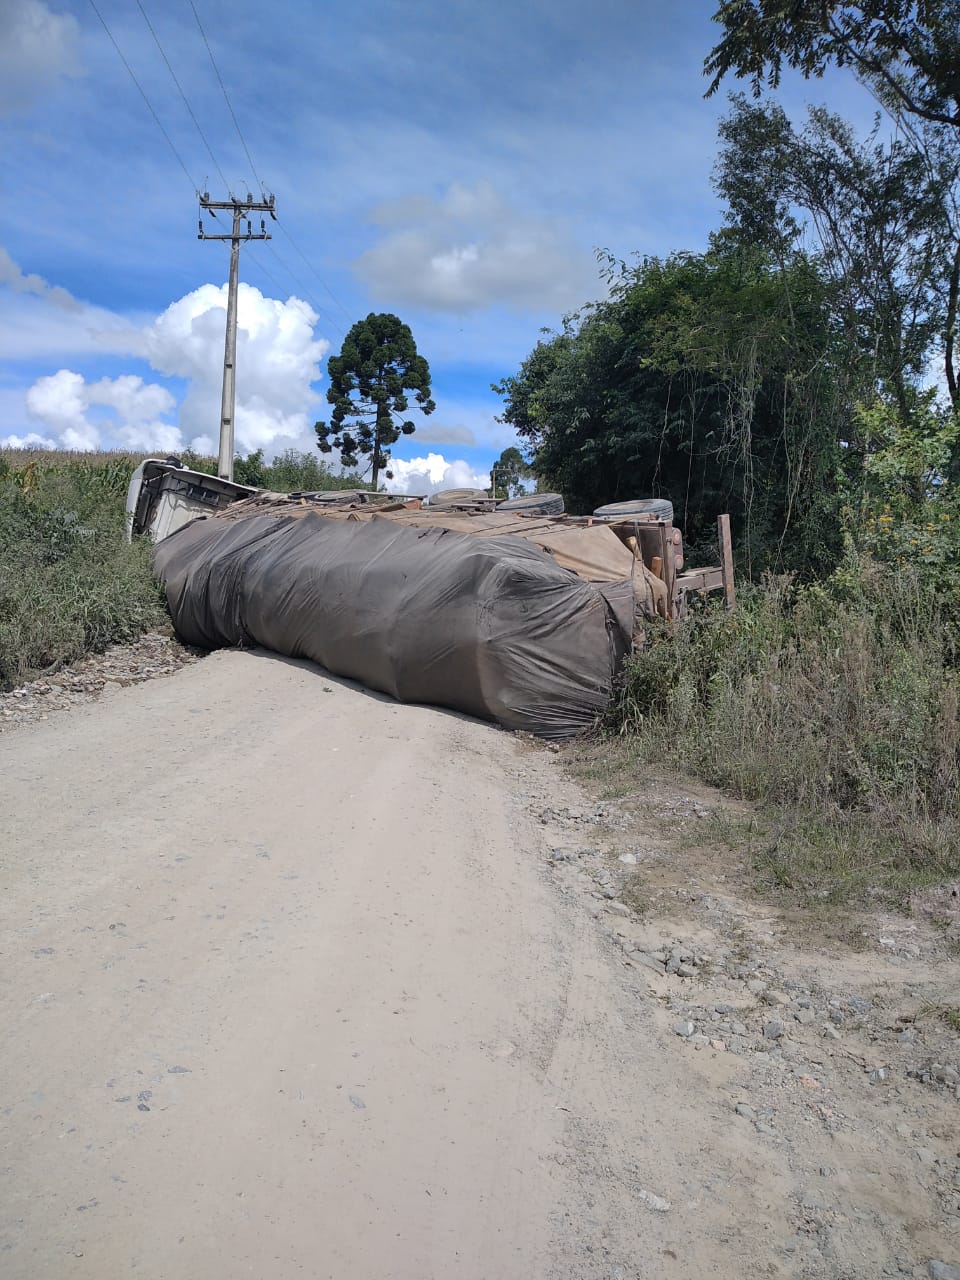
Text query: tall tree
716 96 954 413
706 5 960 412
315 313 435 490
491 446 533 497
495 244 850 573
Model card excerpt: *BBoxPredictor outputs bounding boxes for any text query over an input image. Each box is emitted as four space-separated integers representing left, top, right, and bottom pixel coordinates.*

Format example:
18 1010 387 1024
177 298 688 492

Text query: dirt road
2 649 958 1279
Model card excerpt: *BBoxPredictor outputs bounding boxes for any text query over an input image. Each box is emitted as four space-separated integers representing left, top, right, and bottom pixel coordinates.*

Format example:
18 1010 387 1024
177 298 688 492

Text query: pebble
606 902 631 917
764 1021 786 1040
673 1020 695 1038
823 1026 842 1041
755 1122 778 1137
929 1263 960 1280
868 1067 889 1084
848 996 872 1015
636 1187 672 1213
676 963 698 979
0 633 198 733
897 1029 916 1045
690 1034 711 1049
794 1008 816 1025
747 979 766 996
709 1039 726 1052
731 1020 749 1037
762 990 790 1007
632 952 667 975
735 1103 757 1121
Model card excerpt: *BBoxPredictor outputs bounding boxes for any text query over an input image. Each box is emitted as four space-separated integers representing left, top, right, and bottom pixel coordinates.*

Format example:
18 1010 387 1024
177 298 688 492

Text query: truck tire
496 492 565 516
592 498 673 523
429 488 490 507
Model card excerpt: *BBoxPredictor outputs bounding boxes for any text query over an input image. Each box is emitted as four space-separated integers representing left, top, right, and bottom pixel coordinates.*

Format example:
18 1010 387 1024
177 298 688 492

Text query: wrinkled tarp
209 497 667 616
154 512 634 739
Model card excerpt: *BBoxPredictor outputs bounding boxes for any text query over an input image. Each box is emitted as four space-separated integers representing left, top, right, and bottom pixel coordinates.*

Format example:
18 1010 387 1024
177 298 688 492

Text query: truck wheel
592 498 674 523
496 493 564 515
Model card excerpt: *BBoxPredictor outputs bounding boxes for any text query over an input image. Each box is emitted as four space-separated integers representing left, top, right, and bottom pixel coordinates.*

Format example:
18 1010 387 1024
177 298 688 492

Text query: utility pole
199 192 275 480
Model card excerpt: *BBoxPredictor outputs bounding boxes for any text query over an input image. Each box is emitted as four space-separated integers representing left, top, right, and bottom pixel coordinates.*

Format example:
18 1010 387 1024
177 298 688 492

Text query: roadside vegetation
607 564 960 906
497 2 960 905
0 453 163 689
0 448 366 689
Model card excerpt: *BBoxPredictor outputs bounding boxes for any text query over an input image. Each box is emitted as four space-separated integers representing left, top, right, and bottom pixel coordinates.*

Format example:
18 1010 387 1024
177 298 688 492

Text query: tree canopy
315 313 435 490
716 94 958 411
705 1 960 132
495 243 849 572
491 446 533 498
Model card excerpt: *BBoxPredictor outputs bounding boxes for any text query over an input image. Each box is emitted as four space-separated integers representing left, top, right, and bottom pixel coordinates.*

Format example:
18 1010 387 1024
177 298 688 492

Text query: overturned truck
148 469 732 739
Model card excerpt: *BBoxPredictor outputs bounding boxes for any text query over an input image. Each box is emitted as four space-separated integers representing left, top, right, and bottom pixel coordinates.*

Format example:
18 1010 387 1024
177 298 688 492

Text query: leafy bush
0 457 166 688
178 447 373 492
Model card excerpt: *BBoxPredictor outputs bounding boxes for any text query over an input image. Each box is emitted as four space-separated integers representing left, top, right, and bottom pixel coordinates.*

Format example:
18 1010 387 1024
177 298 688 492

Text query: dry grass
607 568 960 906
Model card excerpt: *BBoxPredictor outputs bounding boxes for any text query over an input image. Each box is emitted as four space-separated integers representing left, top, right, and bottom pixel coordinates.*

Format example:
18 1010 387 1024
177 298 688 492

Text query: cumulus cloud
0 0 81 117
141 282 329 453
24 369 178 452
0 431 57 450
385 452 491 495
356 181 598 313
8 281 330 455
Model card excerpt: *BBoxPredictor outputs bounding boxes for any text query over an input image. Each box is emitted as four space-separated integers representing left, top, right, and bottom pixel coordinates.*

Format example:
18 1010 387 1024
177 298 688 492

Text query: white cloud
141 282 329 453
0 247 81 310
8 280 330 456
0 0 80 117
23 368 177 452
385 452 491 495
0 248 141 361
0 431 57 450
356 181 598 313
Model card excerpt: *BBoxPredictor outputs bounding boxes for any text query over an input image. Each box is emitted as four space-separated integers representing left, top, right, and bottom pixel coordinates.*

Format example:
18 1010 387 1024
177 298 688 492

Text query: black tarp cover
154 512 633 738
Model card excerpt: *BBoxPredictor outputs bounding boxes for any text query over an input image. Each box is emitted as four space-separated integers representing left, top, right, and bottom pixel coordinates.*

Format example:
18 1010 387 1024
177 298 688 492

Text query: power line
188 0 265 195
88 0 198 191
242 251 295 303
135 0 231 193
184 1 359 336
262 243 347 337
275 219 356 328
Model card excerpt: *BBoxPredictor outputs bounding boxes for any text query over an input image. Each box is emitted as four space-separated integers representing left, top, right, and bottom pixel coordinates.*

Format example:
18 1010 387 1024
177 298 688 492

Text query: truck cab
125 458 257 543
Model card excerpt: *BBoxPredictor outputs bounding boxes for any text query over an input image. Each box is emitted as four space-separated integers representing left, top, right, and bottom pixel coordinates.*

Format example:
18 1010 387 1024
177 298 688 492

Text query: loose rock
636 1187 672 1213
928 1263 960 1280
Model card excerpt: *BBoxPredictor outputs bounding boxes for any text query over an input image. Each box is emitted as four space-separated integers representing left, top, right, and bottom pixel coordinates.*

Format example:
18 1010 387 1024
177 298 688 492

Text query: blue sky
0 0 880 491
